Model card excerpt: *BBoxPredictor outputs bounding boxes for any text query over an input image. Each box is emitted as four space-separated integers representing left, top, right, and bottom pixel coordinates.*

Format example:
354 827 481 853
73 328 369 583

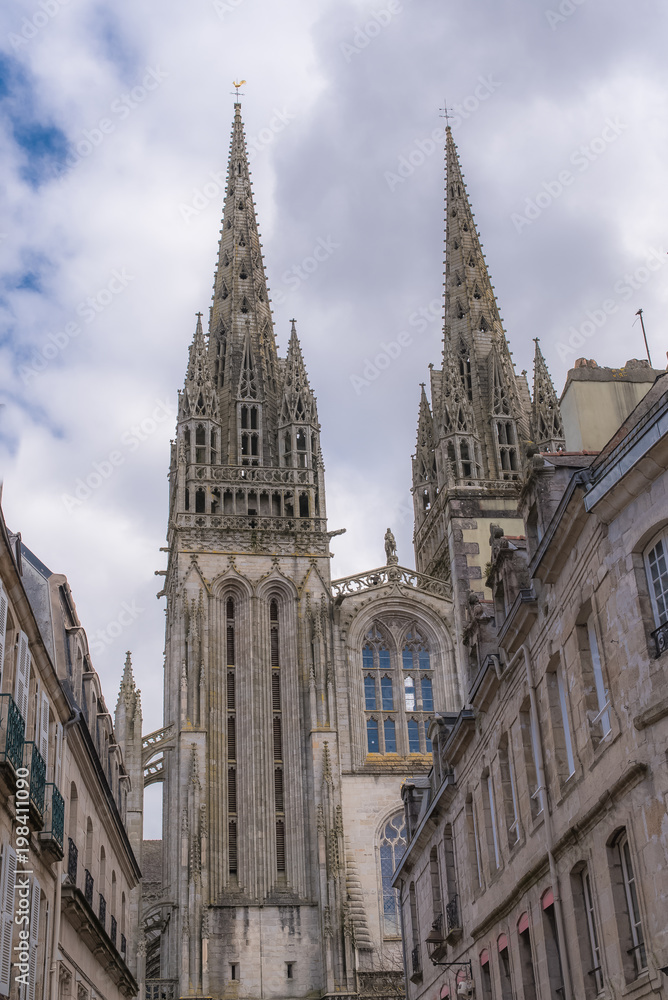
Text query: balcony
38 783 65 861
0 695 25 795
99 893 106 931
111 915 117 948
22 742 46 826
652 620 668 658
121 934 127 959
84 869 94 907
145 981 177 1000
426 912 447 964
67 838 78 883
445 893 463 943
410 944 423 984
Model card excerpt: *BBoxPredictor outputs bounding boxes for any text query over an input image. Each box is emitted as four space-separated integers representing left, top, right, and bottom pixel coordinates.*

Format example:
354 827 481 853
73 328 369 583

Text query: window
547 658 576 782
542 889 565 997
517 914 537 1000
576 613 611 744
230 964 239 981
498 735 520 848
519 701 542 820
362 622 435 755
429 847 442 926
609 832 646 981
576 868 604 996
409 882 421 973
480 950 493 1000
645 529 668 627
286 963 295 980
0 845 18 995
226 597 237 879
498 935 513 1000
442 825 459 931
466 795 483 891
379 815 406 936
484 772 501 871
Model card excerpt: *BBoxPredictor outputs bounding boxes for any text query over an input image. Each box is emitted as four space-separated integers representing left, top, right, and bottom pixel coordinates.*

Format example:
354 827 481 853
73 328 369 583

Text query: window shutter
25 879 40 1000
39 693 49 769
54 723 63 787
0 584 8 690
0 846 17 995
14 632 30 722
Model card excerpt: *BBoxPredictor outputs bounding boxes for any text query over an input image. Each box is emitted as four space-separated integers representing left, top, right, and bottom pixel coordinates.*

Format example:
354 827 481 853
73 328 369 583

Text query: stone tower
147 103 470 1000
412 126 555 682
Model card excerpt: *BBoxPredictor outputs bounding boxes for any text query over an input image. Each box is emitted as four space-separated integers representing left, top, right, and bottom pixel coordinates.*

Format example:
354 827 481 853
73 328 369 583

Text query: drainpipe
48 709 81 1000
516 644 574 1000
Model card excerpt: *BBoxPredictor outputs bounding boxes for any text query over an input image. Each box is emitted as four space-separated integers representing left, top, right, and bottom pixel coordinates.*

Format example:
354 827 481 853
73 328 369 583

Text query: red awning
497 933 508 951
480 949 490 966
518 912 530 934
542 887 554 909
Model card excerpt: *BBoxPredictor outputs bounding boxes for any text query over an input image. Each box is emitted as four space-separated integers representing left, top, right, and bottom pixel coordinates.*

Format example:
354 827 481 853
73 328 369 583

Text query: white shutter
26 879 40 1000
54 723 63 787
14 632 30 723
0 846 17 995
39 693 49 769
0 584 8 690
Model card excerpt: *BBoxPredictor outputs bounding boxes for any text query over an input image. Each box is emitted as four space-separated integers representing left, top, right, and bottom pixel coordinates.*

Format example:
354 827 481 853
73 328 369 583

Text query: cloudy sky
1 0 666 828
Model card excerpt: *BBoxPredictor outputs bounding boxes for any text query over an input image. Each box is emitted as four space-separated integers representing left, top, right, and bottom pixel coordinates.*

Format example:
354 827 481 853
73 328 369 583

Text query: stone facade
0 504 140 1000
394 359 668 992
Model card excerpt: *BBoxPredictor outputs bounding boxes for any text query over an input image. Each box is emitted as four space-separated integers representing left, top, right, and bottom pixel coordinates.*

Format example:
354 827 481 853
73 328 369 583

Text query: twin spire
176 103 320 473
414 125 564 502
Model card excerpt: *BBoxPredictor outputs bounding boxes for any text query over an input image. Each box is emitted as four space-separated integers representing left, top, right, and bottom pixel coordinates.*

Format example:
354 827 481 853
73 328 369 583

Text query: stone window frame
376 811 407 940
643 526 668 629
360 621 435 757
606 827 648 983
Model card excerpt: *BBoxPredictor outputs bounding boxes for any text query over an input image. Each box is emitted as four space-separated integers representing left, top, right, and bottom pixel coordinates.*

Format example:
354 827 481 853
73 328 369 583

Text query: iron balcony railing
411 945 421 975
446 893 461 934
84 869 94 907
22 741 46 817
42 783 65 849
99 893 106 930
67 838 78 884
110 915 117 947
652 620 668 657
121 934 127 958
0 694 25 774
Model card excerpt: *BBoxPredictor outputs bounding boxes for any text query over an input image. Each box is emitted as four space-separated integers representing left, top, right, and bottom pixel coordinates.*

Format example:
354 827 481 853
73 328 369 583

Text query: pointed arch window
362 623 434 756
379 814 406 936
195 425 206 464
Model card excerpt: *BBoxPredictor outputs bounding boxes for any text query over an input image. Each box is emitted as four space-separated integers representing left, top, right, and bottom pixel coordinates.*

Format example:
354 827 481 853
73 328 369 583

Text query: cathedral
126 102 571 1000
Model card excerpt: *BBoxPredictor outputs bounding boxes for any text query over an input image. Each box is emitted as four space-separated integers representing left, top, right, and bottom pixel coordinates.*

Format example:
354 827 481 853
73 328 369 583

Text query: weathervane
439 99 455 128
232 79 246 100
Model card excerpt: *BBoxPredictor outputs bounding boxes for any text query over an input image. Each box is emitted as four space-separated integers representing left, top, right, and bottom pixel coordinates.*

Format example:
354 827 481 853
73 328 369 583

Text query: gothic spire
179 313 219 422
443 126 504 353
436 126 530 480
280 320 317 426
531 339 565 452
208 103 280 464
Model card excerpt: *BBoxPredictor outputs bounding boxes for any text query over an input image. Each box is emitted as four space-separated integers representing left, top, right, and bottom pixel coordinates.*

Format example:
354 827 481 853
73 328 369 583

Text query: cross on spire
439 100 455 128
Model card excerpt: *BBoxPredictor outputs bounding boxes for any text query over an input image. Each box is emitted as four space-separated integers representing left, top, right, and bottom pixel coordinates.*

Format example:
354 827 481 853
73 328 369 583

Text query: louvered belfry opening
226 597 237 878
270 599 286 876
